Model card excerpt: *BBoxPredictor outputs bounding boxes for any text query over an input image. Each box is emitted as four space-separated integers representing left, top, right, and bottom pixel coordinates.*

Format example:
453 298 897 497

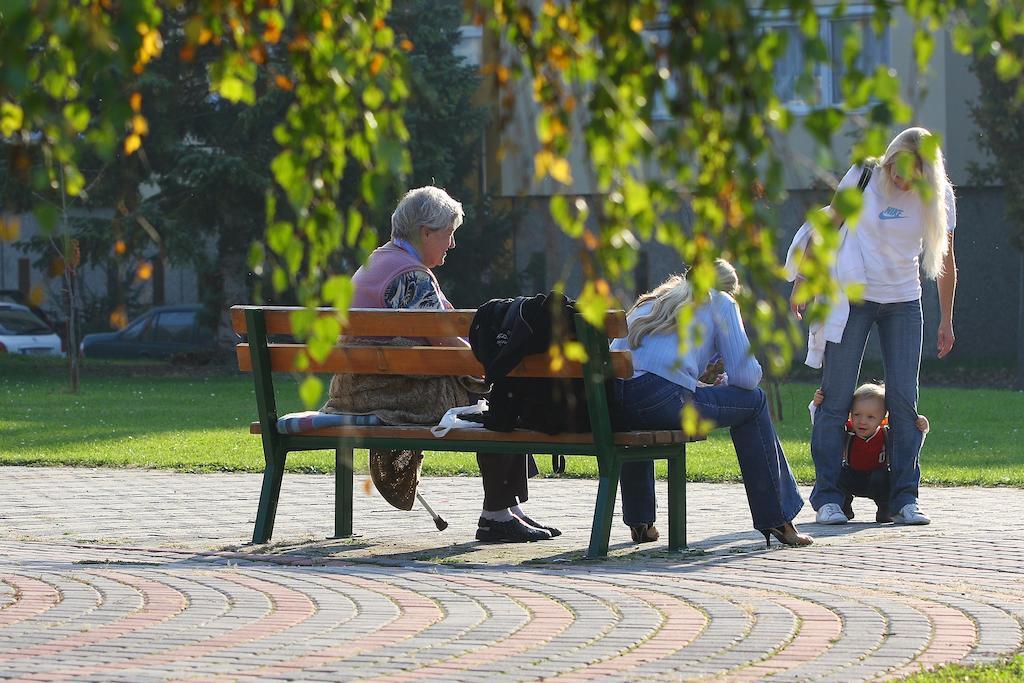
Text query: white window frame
644 14 676 121
455 25 483 68
757 5 889 114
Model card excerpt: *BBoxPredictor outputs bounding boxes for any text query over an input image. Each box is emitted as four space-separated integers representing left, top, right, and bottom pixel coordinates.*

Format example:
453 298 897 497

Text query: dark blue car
80 305 217 359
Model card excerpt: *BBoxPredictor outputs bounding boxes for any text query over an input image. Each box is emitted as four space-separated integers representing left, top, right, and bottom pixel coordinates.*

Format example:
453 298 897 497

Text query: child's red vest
844 420 888 472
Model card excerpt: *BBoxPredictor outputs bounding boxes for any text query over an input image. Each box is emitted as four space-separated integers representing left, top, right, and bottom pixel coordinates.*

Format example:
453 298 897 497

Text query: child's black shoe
875 501 891 524
841 495 855 521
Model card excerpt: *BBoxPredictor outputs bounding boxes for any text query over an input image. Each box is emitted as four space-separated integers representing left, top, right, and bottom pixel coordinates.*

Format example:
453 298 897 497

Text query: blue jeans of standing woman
810 299 924 512
612 373 804 531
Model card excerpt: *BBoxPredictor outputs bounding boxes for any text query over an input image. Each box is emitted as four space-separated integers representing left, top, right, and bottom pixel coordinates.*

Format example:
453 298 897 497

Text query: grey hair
390 186 464 241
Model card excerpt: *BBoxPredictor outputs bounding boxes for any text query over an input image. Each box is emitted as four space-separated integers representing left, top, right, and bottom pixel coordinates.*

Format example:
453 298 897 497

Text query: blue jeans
810 299 923 512
612 373 804 531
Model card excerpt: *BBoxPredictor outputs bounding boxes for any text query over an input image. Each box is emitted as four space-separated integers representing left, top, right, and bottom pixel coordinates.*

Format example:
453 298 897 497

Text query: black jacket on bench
469 292 591 435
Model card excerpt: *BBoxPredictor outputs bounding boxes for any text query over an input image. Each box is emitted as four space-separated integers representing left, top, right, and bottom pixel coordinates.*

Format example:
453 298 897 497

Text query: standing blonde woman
791 127 959 526
612 260 811 548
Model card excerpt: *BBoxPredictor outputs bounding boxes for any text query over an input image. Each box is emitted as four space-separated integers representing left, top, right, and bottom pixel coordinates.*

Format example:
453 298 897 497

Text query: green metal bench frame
236 305 701 558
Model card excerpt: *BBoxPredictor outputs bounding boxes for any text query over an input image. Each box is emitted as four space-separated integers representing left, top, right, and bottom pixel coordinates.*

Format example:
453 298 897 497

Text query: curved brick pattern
0 575 62 630
1 468 1023 681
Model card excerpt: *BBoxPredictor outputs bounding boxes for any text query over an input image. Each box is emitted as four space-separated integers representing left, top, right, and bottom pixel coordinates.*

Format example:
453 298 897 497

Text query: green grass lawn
901 655 1024 682
2 355 1022 485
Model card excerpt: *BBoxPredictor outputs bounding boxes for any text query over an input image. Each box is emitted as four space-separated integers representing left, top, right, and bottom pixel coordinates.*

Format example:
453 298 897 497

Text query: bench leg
333 447 354 538
667 448 687 550
252 446 287 544
587 457 621 559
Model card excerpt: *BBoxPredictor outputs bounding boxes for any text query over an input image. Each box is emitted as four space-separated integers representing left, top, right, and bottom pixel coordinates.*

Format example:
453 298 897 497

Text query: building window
760 7 889 112
455 25 483 67
645 20 676 121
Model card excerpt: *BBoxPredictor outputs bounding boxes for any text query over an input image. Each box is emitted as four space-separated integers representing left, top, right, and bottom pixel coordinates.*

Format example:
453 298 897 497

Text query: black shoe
841 496 855 521
476 517 552 543
875 502 891 524
514 513 562 538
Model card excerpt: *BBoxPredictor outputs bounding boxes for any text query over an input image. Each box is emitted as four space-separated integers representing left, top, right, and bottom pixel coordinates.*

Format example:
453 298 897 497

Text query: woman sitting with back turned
611 259 812 549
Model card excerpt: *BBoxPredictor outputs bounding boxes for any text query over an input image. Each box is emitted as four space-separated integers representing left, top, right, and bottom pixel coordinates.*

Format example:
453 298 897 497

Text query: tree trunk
218 249 249 348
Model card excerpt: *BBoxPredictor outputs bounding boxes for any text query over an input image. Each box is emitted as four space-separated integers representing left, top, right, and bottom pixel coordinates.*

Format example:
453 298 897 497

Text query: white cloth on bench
431 400 488 438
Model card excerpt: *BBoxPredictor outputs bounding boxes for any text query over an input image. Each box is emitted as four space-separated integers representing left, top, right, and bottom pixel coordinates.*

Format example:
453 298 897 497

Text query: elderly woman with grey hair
328 186 556 543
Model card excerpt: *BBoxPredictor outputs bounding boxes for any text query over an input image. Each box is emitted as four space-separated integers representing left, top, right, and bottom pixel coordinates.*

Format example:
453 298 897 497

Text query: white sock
481 508 513 522
510 504 527 519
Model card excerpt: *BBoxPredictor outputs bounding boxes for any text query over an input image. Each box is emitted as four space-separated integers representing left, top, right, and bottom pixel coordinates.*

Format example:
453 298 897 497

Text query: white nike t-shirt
836 164 957 304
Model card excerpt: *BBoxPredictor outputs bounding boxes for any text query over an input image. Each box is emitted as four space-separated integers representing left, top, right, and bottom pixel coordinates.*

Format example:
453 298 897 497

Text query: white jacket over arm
784 166 868 368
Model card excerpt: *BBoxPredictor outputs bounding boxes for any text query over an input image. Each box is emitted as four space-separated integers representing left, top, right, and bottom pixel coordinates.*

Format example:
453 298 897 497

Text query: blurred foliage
968 36 1024 389
470 0 1024 374
2 0 1024 402
968 40 1024 251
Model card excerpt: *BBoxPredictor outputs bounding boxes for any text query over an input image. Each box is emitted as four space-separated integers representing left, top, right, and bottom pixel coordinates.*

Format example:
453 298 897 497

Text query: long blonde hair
626 259 739 348
877 127 952 279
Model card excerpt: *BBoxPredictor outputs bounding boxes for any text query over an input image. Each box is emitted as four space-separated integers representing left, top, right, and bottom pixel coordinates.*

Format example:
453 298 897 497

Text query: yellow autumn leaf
130 92 142 113
132 115 149 136
109 306 128 330
0 214 21 241
28 285 44 307
47 257 65 277
547 343 565 372
124 134 141 154
534 149 554 178
550 156 573 185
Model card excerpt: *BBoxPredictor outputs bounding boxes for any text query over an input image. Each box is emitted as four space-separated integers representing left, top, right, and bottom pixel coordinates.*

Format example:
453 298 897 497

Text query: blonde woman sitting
611 259 811 549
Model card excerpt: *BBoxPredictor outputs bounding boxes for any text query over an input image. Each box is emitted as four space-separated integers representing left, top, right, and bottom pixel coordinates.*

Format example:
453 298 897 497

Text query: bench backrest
231 305 632 446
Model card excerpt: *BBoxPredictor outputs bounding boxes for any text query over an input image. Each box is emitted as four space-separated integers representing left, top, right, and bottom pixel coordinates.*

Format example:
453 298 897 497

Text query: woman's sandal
761 522 813 549
630 523 660 544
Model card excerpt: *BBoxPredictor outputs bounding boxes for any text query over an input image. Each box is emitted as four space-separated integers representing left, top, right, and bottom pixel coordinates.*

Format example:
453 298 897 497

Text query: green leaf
362 86 384 109
62 165 85 196
266 221 292 255
996 51 1022 81
298 375 324 410
290 308 317 338
832 187 864 224
272 267 288 293
576 282 610 328
1 101 24 137
322 275 354 312
34 203 59 234
216 76 247 103
62 102 89 133
248 242 266 272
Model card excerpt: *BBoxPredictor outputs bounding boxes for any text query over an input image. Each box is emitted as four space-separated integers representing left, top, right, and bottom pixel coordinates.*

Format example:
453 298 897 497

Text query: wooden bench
231 304 704 558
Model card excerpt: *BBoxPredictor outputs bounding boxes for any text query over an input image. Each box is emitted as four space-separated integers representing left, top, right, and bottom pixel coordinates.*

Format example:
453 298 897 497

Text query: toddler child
811 383 929 523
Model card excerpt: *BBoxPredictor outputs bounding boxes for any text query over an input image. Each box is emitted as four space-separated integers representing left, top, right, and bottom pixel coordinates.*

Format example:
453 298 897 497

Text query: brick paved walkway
1 467 1022 681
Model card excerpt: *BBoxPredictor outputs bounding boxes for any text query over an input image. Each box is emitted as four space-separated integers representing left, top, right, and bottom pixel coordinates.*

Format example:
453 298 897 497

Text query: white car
0 303 62 356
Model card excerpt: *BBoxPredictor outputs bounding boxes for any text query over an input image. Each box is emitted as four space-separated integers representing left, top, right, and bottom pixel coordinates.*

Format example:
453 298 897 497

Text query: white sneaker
815 503 849 525
891 502 931 525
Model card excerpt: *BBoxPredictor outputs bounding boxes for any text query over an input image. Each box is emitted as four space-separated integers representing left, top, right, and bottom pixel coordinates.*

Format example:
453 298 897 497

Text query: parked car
0 290 55 328
80 305 217 360
0 302 63 356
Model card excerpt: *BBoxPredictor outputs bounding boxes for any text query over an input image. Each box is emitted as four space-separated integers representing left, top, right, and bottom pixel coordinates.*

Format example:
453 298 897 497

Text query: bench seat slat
249 421 695 446
231 305 628 339
236 343 634 378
